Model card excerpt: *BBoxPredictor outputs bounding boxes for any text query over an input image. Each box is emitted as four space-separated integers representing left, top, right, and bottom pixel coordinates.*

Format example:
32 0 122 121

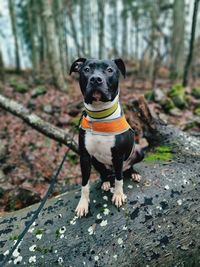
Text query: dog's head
69 58 126 104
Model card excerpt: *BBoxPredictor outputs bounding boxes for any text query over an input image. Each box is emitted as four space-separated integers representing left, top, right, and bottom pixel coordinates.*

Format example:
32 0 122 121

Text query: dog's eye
84 67 90 72
107 67 113 73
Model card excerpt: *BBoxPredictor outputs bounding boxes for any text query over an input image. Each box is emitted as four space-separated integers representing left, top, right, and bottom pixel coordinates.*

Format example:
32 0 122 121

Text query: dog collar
80 115 130 135
84 100 119 119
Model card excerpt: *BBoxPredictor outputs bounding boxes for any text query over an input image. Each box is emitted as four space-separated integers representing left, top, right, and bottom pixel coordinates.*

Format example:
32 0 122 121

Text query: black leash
0 118 81 267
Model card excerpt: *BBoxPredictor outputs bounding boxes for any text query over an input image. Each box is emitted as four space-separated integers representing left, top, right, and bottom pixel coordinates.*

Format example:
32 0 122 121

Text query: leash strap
1 127 78 266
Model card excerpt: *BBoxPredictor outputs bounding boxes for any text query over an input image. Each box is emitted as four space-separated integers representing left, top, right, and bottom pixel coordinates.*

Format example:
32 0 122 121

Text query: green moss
191 87 200 99
31 86 47 98
10 79 28 93
194 107 200 116
35 246 53 254
35 229 43 235
168 84 186 109
121 103 128 112
67 152 78 165
160 97 175 112
144 90 154 101
145 145 173 161
9 235 19 241
56 229 60 238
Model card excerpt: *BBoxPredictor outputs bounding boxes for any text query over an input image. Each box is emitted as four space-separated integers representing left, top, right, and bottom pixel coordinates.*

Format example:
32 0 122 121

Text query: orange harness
80 115 130 135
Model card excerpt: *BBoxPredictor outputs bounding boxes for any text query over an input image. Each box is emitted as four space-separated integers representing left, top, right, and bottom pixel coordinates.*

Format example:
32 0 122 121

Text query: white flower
122 225 127 230
29 245 36 252
29 256 36 263
100 220 107 227
113 255 118 259
103 196 108 201
128 185 133 189
103 208 110 215
164 185 170 190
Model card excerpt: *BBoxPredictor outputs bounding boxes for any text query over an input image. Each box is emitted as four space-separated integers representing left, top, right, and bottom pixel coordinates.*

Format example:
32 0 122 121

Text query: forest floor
0 73 200 214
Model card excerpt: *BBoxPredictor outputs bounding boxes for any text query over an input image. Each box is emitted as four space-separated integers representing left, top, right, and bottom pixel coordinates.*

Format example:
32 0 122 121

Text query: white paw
131 173 142 182
75 198 89 217
101 181 111 191
112 192 126 208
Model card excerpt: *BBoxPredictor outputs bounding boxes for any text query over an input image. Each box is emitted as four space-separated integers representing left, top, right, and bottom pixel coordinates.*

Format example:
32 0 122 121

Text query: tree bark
66 0 81 57
97 0 105 59
42 0 67 91
110 0 118 57
0 94 78 154
170 0 185 80
121 1 128 59
8 0 21 72
182 0 200 87
0 48 5 83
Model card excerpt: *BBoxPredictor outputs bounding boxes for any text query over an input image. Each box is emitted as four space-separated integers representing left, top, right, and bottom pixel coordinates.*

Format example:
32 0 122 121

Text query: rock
43 104 53 114
169 108 183 116
31 86 47 98
191 87 200 99
168 84 186 109
154 88 165 102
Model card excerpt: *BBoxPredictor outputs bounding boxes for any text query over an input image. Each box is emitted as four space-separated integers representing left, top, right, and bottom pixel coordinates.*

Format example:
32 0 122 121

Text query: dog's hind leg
91 157 113 191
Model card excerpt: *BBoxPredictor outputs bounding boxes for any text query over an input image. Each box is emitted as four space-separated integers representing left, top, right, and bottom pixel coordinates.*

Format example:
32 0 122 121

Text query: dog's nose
90 75 103 85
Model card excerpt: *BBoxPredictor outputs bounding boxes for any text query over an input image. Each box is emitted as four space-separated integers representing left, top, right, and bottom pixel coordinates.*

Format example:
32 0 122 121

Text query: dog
69 58 144 217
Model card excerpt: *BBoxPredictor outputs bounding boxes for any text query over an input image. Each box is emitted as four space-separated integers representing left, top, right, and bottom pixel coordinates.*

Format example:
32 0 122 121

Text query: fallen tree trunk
0 94 78 154
0 94 200 266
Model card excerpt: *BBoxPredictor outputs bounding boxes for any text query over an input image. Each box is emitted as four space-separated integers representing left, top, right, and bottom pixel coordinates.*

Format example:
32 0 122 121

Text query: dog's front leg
112 154 126 207
75 152 91 217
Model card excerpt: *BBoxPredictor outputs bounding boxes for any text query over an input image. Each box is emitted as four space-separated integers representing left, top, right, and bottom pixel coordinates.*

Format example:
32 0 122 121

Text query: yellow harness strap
84 101 118 119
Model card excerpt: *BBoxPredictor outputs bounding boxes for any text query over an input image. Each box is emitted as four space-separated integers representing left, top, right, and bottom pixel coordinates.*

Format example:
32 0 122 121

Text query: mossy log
0 94 200 266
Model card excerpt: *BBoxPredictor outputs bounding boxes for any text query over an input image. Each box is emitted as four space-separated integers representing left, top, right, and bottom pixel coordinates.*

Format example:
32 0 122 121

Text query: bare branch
0 94 79 154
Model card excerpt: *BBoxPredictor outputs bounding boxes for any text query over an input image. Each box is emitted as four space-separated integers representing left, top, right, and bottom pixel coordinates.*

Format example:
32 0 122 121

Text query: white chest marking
85 133 115 165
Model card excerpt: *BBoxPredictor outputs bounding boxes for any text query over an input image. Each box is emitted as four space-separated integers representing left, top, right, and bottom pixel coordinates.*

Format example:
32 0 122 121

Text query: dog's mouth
92 90 102 102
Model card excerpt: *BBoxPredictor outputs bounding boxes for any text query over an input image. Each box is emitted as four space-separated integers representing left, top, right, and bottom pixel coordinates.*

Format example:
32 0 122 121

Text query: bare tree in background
97 0 105 59
183 0 200 86
170 0 185 80
8 0 21 72
42 0 67 91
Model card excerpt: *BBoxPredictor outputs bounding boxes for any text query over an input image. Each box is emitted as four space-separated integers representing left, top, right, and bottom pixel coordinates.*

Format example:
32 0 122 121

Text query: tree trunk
121 2 128 59
8 0 21 72
85 0 91 57
170 0 185 80
27 0 40 79
80 0 86 56
54 0 68 76
110 0 118 57
0 48 5 83
42 0 67 91
97 0 105 59
182 0 200 87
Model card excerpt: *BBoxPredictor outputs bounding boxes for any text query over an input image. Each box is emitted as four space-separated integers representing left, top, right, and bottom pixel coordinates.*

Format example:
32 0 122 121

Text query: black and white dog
70 58 144 217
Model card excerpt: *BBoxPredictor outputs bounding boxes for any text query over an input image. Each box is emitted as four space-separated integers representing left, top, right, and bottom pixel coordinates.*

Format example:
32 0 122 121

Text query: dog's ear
113 58 126 78
69 58 87 75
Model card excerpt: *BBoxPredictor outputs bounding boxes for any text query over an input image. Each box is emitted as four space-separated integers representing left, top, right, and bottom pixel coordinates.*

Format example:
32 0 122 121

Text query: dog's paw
101 181 111 191
75 198 89 217
131 173 142 183
112 192 126 208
